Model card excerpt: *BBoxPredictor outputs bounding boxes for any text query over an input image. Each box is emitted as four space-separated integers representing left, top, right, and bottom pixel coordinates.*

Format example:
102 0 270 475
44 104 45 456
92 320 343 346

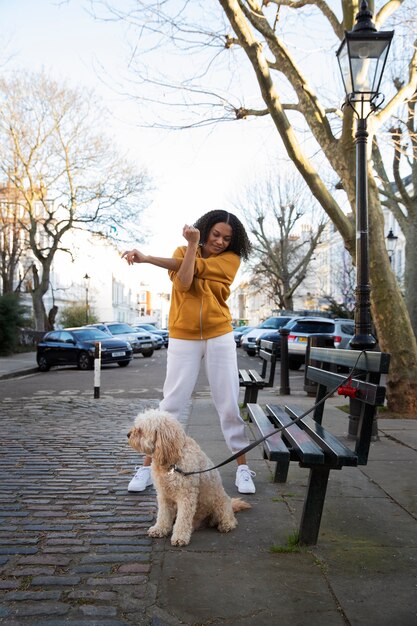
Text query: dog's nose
127 431 131 439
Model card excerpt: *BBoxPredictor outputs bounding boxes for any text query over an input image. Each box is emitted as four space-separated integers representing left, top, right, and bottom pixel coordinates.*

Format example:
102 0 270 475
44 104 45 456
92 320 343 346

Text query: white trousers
159 332 249 454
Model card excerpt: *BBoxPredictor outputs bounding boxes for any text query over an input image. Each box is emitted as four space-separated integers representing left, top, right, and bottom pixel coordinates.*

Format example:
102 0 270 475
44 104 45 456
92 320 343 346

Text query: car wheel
78 351 93 370
118 361 130 367
247 349 256 357
38 355 50 372
142 349 154 357
288 359 302 370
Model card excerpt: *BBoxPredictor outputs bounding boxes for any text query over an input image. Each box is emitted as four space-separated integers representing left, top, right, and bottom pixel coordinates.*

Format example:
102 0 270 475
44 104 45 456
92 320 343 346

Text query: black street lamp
336 0 393 351
386 228 398 264
83 273 91 324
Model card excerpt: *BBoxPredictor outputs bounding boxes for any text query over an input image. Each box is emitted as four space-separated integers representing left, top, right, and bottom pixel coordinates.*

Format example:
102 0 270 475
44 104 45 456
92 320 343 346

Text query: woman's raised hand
121 249 147 265
182 224 200 245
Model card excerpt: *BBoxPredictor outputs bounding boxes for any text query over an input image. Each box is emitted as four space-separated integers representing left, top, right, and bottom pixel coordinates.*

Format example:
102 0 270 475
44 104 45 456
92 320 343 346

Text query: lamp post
83 273 90 324
386 228 398 265
336 0 393 351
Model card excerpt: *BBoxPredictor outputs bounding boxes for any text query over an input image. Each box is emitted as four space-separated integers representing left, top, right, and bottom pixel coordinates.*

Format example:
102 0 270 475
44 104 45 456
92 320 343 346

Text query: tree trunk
368 177 417 415
405 218 417 339
30 263 50 332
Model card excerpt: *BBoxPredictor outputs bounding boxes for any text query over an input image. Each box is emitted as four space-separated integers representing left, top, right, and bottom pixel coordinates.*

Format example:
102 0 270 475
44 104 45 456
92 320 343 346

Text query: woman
122 210 255 494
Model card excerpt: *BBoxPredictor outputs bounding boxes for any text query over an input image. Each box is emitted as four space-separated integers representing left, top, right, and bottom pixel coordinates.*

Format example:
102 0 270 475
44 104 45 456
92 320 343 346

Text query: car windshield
72 329 112 341
291 321 335 334
139 324 156 330
108 324 135 334
259 317 292 329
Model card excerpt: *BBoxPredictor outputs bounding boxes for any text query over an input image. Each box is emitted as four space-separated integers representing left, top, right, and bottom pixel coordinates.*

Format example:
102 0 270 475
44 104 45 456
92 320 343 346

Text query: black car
37 327 133 372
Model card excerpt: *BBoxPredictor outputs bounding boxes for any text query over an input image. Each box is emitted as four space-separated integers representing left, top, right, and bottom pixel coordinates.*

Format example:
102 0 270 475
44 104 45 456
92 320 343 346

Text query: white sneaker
128 466 153 492
235 465 256 494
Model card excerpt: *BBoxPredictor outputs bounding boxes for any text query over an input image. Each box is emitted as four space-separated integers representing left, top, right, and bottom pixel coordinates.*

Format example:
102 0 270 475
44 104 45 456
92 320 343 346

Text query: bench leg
243 386 259 407
298 466 330 546
273 459 290 483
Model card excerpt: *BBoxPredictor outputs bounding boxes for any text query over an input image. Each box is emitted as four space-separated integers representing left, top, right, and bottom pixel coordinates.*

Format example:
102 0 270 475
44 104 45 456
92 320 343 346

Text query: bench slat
259 349 276 361
306 366 386 405
239 369 252 384
247 403 290 482
266 404 324 464
248 369 265 384
309 347 390 373
285 405 358 468
247 404 290 461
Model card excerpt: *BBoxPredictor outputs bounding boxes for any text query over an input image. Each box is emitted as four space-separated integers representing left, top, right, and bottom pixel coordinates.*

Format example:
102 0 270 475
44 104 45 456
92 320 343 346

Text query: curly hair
193 210 252 260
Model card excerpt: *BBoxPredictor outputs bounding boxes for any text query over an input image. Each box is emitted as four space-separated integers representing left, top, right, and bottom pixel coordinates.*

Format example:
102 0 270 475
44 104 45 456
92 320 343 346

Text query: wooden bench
239 339 278 406
247 346 390 545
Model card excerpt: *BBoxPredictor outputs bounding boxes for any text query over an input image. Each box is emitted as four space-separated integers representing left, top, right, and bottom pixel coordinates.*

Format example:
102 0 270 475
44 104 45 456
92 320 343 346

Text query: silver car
87 323 154 357
287 317 355 369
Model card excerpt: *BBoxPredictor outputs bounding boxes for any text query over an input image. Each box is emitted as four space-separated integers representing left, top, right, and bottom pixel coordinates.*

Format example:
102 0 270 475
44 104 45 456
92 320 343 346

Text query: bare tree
237 172 327 309
372 88 417 336
0 71 151 330
0 183 28 294
93 0 417 413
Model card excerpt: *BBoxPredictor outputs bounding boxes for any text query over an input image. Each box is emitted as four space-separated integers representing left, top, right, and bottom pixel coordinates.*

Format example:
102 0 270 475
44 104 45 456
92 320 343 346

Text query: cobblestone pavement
0 396 166 626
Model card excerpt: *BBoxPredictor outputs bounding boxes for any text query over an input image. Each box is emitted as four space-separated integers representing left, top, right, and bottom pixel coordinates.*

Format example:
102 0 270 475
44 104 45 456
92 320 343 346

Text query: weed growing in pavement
270 530 302 553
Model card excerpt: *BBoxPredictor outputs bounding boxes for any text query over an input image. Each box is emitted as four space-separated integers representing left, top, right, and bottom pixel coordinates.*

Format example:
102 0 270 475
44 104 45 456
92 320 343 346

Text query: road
1 347 267 399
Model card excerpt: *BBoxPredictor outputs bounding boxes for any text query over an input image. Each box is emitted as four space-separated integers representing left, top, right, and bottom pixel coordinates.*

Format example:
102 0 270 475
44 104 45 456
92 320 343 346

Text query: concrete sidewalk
156 391 417 626
0 356 416 625
0 351 38 380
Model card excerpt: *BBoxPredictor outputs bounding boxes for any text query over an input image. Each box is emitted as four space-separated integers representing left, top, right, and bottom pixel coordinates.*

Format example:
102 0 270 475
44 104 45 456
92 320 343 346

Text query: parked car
149 333 164 350
241 316 296 356
233 325 254 347
37 327 133 372
87 323 154 357
254 317 303 356
287 317 355 369
134 323 169 347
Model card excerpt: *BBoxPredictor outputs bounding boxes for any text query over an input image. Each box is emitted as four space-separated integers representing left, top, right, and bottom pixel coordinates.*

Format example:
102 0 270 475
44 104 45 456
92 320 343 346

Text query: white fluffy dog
127 409 251 546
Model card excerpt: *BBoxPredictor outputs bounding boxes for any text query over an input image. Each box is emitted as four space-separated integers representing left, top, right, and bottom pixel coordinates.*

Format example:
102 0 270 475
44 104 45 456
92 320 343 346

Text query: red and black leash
170 350 368 477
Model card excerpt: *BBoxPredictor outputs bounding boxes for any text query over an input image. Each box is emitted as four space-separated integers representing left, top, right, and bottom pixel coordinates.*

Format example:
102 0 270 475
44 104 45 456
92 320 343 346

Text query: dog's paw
218 519 237 533
171 534 191 546
148 525 170 538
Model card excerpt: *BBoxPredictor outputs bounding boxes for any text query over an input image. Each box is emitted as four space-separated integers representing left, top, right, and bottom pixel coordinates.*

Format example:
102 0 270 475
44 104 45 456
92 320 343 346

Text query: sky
1 0 290 289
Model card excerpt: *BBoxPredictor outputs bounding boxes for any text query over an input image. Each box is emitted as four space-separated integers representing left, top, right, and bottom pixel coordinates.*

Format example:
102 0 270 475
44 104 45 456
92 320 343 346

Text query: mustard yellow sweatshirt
167 246 240 340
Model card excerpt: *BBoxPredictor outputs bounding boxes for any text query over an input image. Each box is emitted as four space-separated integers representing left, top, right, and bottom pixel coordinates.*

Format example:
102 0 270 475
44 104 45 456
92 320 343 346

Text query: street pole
83 273 90 324
350 116 377 352
336 1 393 438
85 285 89 324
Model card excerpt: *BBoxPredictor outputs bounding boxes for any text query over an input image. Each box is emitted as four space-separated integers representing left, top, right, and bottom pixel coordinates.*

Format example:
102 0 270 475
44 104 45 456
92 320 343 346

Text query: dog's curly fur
127 409 251 546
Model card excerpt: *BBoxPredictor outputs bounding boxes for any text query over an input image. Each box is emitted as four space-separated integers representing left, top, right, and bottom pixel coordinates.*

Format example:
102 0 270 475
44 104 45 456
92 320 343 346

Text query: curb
0 367 39 381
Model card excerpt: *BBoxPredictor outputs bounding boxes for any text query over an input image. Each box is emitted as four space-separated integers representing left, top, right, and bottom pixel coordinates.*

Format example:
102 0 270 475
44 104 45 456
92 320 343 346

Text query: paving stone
0 580 20 589
9 601 70 616
79 605 118 616
0 546 38 555
9 566 56 576
5 590 62 601
31 575 81 585
86 575 147 586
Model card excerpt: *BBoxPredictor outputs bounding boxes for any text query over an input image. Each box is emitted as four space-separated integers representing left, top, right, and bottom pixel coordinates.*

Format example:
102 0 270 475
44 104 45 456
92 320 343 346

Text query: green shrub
59 304 99 328
0 294 30 355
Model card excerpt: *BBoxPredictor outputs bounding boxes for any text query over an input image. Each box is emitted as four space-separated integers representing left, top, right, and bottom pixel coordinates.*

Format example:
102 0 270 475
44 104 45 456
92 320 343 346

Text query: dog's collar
168 464 187 476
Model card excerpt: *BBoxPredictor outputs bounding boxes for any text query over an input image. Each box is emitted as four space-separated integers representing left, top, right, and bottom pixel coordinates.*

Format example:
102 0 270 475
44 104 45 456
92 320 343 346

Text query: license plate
112 351 126 357
297 337 308 343
141 343 152 348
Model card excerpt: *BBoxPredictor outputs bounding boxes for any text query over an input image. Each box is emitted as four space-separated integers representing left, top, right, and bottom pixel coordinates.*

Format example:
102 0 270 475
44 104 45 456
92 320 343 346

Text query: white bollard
94 341 101 399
